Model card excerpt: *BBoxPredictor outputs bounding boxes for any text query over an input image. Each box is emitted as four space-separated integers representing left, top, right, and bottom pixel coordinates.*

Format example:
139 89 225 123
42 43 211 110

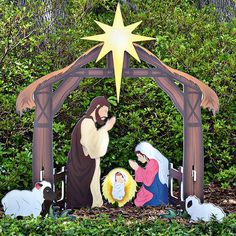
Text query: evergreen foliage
0 213 235 235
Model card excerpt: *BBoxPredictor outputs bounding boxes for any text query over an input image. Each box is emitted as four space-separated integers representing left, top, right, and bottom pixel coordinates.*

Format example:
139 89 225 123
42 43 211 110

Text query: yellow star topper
82 3 154 102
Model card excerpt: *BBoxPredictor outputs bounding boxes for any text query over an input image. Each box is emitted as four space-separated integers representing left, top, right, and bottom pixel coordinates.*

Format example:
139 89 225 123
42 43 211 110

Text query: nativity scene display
2 3 226 222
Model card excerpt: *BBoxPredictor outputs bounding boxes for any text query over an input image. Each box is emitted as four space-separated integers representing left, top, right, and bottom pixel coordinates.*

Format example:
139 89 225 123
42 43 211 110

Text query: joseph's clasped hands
105 116 116 131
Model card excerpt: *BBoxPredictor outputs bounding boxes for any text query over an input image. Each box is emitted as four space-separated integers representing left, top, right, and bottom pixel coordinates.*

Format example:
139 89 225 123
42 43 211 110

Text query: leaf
112 201 119 208
68 215 77 221
178 210 190 219
48 205 55 218
61 209 73 218
160 209 177 219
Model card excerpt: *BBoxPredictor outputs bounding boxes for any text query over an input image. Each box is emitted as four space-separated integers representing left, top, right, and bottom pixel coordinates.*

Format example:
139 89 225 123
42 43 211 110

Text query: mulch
73 184 235 222
204 184 236 214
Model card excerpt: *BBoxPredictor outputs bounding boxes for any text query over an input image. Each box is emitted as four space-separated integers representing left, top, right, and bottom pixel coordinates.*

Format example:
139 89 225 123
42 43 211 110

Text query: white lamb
1 181 56 218
185 195 226 222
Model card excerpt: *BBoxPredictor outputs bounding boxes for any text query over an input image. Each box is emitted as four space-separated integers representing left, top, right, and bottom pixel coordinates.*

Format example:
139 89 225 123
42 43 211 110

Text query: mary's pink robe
134 159 159 206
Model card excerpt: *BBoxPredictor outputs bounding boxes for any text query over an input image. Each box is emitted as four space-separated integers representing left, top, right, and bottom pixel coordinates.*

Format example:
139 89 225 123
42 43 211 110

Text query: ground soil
73 184 235 222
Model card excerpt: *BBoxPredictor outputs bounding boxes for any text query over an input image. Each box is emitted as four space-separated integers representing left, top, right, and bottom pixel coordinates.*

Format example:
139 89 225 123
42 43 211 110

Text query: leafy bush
0 213 235 235
0 0 235 198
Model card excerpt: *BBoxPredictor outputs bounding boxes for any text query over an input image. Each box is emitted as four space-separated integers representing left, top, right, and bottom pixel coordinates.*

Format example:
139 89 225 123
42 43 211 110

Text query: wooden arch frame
17 43 219 203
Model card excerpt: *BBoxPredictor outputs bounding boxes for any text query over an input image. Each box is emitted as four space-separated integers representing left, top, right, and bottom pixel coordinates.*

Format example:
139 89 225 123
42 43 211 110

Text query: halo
102 168 137 207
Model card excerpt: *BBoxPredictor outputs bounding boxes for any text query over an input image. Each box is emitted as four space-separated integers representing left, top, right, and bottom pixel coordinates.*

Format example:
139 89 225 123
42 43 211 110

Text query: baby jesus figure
111 172 126 201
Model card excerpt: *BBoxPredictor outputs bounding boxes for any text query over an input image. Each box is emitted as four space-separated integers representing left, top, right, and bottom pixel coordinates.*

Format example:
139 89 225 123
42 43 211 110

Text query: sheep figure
185 195 226 222
1 181 56 218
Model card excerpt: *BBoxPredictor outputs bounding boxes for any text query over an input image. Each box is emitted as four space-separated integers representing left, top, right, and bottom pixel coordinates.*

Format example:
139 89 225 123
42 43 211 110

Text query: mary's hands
129 160 139 171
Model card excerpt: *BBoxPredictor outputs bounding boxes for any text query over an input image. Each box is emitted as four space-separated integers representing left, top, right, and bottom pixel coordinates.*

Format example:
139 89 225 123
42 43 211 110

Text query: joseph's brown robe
67 116 109 209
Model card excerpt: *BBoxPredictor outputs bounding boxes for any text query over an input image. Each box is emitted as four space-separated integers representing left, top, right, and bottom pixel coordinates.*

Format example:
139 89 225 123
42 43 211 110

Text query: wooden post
32 85 54 185
107 52 113 70
183 86 204 202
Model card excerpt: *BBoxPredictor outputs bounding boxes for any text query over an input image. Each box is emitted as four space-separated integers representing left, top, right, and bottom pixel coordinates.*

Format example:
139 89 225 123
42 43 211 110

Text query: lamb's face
185 196 199 214
35 181 56 201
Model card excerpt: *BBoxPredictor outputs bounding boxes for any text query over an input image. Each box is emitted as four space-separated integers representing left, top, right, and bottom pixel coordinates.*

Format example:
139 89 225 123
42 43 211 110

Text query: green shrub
0 213 235 235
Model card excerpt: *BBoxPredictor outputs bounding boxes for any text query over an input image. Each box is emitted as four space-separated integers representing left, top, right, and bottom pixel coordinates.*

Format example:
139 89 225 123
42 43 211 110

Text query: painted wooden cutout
185 195 226 222
66 96 116 209
129 141 169 207
1 181 55 218
102 168 137 207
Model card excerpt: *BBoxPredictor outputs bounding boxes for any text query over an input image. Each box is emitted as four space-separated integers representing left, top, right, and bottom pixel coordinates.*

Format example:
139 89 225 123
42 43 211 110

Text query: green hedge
0 214 236 235
0 0 235 198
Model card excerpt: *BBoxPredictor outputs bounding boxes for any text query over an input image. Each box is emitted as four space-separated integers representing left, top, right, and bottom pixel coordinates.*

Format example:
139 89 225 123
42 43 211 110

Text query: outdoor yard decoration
129 142 169 207
185 195 226 222
15 2 219 209
1 181 56 218
67 96 116 209
102 168 137 207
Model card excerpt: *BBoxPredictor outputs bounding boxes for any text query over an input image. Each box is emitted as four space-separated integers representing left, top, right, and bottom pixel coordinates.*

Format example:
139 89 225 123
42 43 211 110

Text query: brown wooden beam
32 85 54 185
123 52 130 69
37 68 165 90
52 77 82 115
134 44 199 90
51 68 184 116
106 52 113 69
37 44 200 91
72 68 164 78
38 44 103 91
154 76 184 115
183 86 204 202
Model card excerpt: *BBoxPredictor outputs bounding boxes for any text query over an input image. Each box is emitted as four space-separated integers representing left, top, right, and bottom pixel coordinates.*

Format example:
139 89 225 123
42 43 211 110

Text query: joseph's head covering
86 96 110 114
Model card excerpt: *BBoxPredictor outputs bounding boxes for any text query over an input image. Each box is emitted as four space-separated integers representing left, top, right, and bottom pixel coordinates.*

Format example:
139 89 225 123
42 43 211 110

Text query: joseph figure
66 96 116 209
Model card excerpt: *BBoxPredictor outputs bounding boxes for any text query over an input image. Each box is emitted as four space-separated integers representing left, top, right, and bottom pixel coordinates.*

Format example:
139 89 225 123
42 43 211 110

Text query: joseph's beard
95 108 107 126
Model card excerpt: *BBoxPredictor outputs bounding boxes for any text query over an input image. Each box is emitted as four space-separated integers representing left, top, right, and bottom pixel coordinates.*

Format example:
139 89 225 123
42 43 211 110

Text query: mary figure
129 141 169 207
